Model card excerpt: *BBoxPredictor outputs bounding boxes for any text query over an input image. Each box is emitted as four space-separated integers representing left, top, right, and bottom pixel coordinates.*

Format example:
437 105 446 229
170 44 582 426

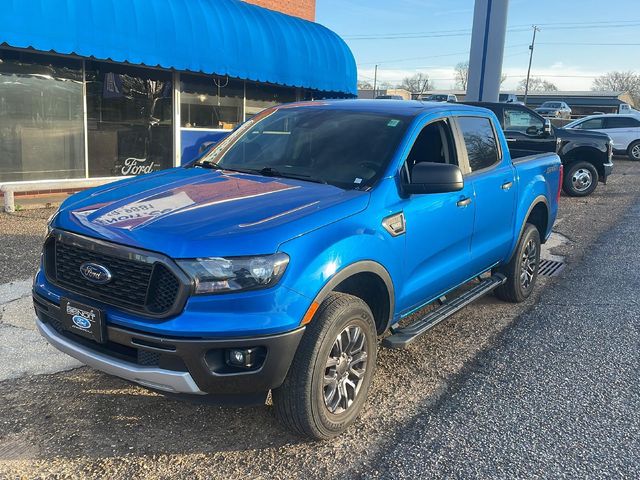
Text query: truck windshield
194 106 411 189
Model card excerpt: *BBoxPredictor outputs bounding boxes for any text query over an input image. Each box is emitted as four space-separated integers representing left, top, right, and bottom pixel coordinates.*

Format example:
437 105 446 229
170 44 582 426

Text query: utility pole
523 25 540 106
373 64 378 98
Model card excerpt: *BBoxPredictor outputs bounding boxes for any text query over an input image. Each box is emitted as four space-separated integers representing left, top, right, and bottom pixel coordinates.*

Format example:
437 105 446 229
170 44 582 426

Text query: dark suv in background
465 102 613 197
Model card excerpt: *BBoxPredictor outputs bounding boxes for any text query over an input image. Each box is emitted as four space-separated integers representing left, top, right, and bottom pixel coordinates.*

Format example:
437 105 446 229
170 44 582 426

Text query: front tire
562 161 598 197
495 224 541 303
627 140 640 161
273 292 377 440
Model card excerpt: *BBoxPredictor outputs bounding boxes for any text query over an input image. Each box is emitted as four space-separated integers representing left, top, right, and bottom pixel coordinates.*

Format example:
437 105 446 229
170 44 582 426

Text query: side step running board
382 274 507 349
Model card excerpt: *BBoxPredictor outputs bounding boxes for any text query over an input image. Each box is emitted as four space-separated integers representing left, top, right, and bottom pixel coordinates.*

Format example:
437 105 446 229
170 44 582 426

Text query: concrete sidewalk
371 200 640 478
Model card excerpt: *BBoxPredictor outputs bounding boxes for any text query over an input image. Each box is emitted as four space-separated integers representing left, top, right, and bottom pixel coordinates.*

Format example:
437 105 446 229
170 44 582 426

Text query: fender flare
515 195 549 250
311 260 395 330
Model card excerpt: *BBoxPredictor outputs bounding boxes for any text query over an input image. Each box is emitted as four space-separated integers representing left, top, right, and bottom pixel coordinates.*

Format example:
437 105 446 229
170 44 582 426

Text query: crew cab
34 100 561 440
465 102 613 196
564 114 640 161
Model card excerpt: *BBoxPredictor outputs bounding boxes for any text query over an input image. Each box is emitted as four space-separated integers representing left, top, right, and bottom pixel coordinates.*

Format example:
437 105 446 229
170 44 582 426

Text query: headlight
177 253 289 294
45 209 59 237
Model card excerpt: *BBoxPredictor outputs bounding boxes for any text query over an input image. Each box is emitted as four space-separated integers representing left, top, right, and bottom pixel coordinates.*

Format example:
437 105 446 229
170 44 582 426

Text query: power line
343 20 640 40
357 43 530 66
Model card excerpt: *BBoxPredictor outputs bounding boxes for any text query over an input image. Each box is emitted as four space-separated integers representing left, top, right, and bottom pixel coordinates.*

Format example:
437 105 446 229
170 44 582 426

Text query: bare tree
454 62 469 90
357 80 373 90
455 62 506 91
517 77 558 92
399 73 433 94
593 71 640 106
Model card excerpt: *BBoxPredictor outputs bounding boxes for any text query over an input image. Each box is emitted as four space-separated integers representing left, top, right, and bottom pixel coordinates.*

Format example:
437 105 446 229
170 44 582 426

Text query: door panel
399 186 476 314
467 165 516 272
601 128 631 150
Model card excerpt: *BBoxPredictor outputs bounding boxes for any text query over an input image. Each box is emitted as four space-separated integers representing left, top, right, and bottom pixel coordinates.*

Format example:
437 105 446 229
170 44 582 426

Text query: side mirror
543 119 552 136
403 162 464 195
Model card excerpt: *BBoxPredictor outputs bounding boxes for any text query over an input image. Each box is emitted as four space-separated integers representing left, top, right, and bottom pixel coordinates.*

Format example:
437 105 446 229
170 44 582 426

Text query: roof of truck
284 99 484 118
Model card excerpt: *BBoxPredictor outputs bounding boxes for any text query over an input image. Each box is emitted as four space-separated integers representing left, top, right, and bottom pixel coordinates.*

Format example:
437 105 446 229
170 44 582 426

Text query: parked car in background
34 100 561 440
565 114 640 161
425 93 458 102
535 101 572 119
466 102 613 196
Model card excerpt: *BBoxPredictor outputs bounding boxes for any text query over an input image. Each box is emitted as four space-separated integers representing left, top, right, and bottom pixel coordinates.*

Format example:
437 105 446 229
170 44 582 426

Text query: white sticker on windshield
387 119 400 127
354 178 363 184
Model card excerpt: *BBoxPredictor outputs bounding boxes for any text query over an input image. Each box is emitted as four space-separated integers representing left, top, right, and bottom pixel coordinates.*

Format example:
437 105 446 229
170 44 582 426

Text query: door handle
457 197 472 207
501 181 514 190
505 138 517 142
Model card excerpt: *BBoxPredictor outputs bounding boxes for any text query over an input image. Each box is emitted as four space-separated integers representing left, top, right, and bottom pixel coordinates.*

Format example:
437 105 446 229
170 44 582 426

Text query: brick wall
243 0 316 21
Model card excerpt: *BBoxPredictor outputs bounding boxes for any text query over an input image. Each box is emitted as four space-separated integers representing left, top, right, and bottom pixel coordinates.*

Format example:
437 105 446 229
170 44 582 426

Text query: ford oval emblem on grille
79 262 112 284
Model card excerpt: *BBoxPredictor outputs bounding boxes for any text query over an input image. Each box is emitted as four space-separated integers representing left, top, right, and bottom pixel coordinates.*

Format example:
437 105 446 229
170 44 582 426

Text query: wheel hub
571 168 592 192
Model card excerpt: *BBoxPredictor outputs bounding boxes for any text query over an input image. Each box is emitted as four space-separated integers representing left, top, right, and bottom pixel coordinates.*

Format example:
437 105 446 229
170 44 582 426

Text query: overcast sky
317 0 640 91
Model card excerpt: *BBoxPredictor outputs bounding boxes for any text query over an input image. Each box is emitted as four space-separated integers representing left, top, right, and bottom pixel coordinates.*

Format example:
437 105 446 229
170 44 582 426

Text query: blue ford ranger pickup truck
34 100 562 439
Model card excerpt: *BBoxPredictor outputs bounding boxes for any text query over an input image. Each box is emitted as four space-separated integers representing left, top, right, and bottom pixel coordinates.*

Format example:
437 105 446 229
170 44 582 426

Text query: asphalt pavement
368 200 640 479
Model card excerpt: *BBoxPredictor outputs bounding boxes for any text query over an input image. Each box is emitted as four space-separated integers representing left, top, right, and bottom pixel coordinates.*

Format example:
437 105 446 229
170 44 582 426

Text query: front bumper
34 293 305 399
603 161 614 180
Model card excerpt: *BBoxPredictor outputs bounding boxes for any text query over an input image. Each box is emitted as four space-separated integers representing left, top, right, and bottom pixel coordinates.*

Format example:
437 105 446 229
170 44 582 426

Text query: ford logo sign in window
79 262 112 284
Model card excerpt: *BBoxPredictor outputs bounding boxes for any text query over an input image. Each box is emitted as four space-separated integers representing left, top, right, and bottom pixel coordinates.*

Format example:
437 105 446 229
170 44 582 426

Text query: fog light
226 348 259 368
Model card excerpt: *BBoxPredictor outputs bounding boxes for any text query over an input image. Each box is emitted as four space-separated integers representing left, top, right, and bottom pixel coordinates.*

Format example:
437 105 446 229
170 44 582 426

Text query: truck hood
555 127 611 142
53 168 369 258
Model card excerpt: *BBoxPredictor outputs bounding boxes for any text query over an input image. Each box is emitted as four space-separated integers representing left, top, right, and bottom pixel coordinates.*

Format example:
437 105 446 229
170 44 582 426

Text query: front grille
45 233 186 317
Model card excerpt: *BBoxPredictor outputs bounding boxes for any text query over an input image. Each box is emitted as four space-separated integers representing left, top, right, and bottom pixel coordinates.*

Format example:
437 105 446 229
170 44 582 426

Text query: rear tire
562 161 598 197
495 224 541 303
273 292 377 440
627 140 640 161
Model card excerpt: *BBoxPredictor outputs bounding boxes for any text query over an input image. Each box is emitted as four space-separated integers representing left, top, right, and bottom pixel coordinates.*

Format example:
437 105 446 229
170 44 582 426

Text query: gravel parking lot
0 160 638 479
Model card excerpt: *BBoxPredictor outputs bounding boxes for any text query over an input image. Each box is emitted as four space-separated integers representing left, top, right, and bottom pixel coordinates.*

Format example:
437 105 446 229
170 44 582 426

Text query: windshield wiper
256 167 328 185
197 163 328 185
195 162 256 175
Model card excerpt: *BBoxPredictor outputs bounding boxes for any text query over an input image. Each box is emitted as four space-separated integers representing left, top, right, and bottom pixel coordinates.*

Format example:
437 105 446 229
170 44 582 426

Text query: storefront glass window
0 50 85 182
180 74 243 130
85 62 173 177
245 82 297 119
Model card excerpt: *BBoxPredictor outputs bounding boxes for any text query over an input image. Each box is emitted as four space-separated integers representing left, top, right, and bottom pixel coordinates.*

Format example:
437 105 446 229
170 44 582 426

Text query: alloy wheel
323 325 369 414
632 144 640 160
520 239 538 290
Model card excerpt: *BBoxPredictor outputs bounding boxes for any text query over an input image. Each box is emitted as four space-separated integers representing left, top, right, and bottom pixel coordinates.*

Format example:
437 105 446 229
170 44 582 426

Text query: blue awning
0 0 356 95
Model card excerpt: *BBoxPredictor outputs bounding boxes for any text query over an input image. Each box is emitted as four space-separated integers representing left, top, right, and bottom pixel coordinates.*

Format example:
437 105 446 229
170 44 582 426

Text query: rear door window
456 116 500 172
604 117 640 129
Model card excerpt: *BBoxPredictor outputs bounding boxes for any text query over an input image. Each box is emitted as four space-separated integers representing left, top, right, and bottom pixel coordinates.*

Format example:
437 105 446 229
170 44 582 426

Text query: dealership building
0 0 356 186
